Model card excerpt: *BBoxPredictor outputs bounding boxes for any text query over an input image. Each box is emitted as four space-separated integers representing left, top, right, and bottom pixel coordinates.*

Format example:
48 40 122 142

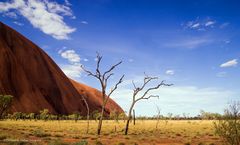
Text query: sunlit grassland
0 120 222 145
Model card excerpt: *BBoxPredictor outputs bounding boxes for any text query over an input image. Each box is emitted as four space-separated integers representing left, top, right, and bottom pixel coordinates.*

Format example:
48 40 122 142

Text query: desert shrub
0 95 14 119
95 140 103 145
48 139 68 145
0 133 7 140
28 113 35 120
213 102 240 145
91 110 101 121
49 114 57 120
74 140 88 145
54 134 63 137
39 109 49 121
6 141 29 145
33 129 50 137
68 112 82 122
12 112 22 120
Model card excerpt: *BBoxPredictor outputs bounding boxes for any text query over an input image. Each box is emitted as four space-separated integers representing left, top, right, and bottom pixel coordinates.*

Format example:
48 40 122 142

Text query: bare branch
81 65 98 78
132 80 137 90
105 73 114 82
103 61 122 79
141 95 159 100
96 52 102 77
135 95 159 102
133 74 159 97
107 75 125 97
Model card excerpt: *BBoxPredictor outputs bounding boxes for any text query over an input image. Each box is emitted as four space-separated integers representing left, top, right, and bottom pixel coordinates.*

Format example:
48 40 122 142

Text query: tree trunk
97 105 105 135
125 117 131 135
156 119 159 129
125 105 134 135
86 107 90 134
82 96 90 134
133 109 136 125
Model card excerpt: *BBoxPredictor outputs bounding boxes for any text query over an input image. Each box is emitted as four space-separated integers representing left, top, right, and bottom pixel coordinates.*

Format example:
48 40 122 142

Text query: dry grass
0 120 222 145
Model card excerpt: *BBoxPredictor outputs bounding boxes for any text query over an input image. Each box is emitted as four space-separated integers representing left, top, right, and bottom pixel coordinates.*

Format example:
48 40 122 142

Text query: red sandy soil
0 21 123 115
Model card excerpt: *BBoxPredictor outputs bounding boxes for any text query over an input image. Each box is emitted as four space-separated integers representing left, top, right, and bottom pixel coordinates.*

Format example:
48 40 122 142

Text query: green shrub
213 102 240 145
48 139 68 145
74 140 88 145
33 129 50 137
0 133 7 140
95 140 103 145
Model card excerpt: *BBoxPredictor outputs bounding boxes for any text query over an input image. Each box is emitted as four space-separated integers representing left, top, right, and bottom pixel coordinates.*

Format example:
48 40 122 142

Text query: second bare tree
125 73 172 135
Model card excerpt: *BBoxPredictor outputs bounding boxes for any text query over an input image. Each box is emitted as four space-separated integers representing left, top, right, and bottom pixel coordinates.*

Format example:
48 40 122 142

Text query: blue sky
0 0 240 116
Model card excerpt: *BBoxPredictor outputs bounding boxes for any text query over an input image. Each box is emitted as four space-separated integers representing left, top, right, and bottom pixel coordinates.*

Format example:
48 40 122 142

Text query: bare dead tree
82 95 90 134
156 106 161 130
124 73 172 135
81 53 124 135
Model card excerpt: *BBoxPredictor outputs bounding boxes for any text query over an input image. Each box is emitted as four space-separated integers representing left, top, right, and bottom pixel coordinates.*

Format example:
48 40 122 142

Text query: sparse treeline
1 109 127 121
1 109 232 121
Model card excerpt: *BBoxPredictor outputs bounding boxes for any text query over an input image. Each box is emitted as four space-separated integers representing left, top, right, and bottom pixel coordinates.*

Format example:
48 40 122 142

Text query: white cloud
64 0 71 6
13 21 24 26
184 18 216 31
165 70 175 75
205 21 215 27
60 63 82 78
81 21 88 25
83 58 89 62
58 49 80 63
58 48 82 78
191 23 200 28
0 0 76 40
220 59 238 68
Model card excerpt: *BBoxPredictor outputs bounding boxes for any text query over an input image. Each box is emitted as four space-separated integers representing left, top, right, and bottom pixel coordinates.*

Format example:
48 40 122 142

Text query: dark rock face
0 22 123 115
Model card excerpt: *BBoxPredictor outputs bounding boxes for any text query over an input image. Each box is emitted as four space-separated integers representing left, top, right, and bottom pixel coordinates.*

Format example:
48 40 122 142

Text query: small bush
74 140 88 145
54 134 63 137
213 102 240 145
33 129 50 137
95 140 103 145
7 141 29 145
0 134 7 140
176 133 181 136
48 139 68 145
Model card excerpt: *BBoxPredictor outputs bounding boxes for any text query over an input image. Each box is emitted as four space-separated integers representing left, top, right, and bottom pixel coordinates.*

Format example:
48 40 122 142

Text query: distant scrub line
1 109 126 121
1 108 235 121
